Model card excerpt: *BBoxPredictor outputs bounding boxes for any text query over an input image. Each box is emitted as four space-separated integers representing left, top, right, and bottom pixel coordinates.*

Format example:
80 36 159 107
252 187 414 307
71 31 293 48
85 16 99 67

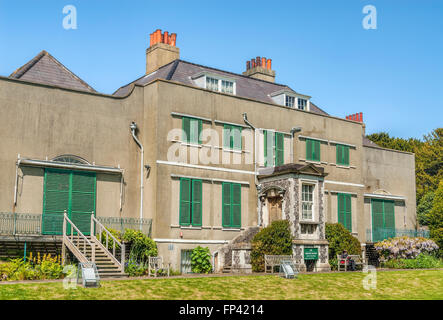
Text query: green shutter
275 132 284 166
344 194 352 232
70 172 96 235
232 126 242 150
191 180 202 226
222 182 231 227
337 145 350 166
313 140 320 161
42 170 70 235
372 199 384 241
179 178 191 226
231 184 241 228
264 130 274 167
384 200 395 239
198 119 202 144
223 124 230 148
182 117 190 143
338 193 352 232
306 139 313 161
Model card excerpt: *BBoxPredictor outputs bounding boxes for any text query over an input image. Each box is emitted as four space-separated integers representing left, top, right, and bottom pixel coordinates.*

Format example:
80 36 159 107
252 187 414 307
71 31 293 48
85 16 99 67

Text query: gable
9 50 95 93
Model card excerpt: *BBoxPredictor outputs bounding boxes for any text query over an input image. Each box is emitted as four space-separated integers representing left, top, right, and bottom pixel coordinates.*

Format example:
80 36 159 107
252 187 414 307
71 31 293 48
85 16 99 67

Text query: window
222 182 241 228
182 117 202 144
372 199 395 242
285 95 295 108
223 124 242 150
306 139 320 162
338 193 352 232
264 130 284 167
302 184 314 220
206 77 219 91
298 98 307 110
179 178 202 227
221 80 234 94
336 144 350 166
301 224 316 234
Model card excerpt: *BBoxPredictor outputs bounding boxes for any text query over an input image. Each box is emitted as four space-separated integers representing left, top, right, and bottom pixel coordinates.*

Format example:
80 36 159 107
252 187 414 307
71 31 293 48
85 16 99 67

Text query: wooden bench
337 254 366 271
264 255 295 273
148 256 171 277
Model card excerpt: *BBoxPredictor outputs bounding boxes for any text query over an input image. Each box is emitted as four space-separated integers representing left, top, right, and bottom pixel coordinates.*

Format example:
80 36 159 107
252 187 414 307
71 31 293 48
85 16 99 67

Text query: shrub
417 191 435 226
430 228 443 258
191 246 212 274
0 253 64 281
125 259 148 277
251 220 293 272
382 253 443 269
374 236 439 260
325 223 361 261
99 227 122 250
122 229 158 263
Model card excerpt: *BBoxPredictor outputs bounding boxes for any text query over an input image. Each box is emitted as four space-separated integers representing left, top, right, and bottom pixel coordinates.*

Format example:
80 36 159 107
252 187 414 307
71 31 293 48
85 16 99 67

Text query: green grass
0 270 442 300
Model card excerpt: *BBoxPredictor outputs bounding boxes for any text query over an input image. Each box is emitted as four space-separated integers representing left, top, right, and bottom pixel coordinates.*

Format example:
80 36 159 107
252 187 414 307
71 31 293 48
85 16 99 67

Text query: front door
267 197 282 225
42 169 96 235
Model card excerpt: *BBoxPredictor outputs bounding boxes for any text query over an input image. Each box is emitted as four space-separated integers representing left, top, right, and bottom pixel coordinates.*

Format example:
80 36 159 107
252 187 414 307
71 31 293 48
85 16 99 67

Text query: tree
417 191 435 226
428 181 443 231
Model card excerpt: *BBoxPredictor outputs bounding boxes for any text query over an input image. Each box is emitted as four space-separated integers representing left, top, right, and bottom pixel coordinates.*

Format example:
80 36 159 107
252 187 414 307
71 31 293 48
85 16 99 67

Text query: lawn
0 269 442 300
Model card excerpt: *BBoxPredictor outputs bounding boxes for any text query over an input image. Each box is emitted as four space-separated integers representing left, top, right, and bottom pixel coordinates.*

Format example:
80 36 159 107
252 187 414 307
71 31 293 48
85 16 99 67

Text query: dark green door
42 169 96 235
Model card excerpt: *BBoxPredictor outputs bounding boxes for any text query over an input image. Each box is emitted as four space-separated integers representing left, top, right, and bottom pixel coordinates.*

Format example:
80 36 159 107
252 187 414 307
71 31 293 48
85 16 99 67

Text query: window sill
171 225 204 230
222 228 242 231
222 148 242 154
299 221 321 225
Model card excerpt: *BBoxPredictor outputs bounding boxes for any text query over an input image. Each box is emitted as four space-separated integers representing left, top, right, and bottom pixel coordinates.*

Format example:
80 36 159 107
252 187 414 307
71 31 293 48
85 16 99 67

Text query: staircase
62 212 128 278
365 243 380 267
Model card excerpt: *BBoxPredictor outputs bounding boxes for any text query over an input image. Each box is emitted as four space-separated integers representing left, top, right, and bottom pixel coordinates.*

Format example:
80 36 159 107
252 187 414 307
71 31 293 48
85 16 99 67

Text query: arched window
51 154 90 165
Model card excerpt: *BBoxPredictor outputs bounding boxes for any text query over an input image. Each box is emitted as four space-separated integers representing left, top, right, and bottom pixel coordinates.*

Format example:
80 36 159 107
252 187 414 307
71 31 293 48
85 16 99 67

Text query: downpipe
130 122 144 231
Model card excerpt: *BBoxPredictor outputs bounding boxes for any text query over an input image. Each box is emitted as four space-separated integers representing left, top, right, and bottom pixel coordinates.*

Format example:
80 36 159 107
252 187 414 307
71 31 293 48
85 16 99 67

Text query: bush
374 236 439 260
191 246 212 274
251 220 293 272
122 229 158 263
417 191 435 226
125 259 148 277
99 227 122 250
382 253 443 269
325 223 361 263
430 228 443 258
0 253 65 281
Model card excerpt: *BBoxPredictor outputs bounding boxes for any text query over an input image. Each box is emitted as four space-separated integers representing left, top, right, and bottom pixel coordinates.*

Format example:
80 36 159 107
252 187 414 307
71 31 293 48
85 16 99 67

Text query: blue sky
1 0 442 139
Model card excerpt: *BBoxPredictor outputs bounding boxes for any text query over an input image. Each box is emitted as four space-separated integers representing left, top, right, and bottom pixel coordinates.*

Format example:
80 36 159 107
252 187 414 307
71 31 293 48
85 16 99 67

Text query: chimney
146 29 180 74
345 112 364 123
242 56 276 82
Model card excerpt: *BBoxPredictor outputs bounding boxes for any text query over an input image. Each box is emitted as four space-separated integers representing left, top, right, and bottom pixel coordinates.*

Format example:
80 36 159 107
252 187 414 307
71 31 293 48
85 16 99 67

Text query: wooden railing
62 211 95 265
91 214 125 273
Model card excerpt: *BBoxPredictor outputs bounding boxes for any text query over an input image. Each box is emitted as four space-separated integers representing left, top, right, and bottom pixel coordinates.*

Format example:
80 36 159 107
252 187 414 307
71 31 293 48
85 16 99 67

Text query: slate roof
362 135 380 148
113 59 329 116
9 50 95 93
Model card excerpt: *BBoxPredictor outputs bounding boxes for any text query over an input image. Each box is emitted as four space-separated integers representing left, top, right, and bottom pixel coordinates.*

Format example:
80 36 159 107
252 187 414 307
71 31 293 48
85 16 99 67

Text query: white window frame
191 72 236 95
301 184 315 221
285 95 296 108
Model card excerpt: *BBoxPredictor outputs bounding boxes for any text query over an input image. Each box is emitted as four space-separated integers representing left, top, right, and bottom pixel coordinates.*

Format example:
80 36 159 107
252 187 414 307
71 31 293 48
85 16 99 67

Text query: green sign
304 248 318 260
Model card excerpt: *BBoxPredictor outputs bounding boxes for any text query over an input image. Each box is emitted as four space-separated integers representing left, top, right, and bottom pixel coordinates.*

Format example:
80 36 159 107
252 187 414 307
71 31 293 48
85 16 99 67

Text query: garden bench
264 255 296 273
148 256 171 277
337 254 366 271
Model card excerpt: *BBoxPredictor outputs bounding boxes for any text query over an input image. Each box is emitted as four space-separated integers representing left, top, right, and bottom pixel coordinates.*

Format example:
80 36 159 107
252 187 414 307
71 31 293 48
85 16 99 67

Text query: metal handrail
91 214 125 272
62 211 95 263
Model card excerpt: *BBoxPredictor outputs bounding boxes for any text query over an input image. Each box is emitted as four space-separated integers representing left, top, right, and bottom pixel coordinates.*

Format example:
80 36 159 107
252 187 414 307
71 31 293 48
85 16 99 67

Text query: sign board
304 248 318 260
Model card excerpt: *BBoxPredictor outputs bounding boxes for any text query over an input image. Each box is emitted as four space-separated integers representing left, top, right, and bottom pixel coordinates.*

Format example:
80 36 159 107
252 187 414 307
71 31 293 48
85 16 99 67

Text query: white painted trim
156 160 256 175
171 112 212 122
214 120 250 129
170 173 250 185
154 238 229 244
364 193 406 200
324 180 365 188
326 190 358 196
298 135 329 143
329 140 357 148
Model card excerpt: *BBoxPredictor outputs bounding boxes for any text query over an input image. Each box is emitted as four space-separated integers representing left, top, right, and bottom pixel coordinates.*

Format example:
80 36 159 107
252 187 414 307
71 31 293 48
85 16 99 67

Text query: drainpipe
243 113 262 226
130 122 144 231
290 127 302 163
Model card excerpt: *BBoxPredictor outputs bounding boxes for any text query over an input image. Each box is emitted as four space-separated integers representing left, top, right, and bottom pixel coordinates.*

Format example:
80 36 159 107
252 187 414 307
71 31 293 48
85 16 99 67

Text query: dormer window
192 72 236 95
285 95 295 108
298 98 307 110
